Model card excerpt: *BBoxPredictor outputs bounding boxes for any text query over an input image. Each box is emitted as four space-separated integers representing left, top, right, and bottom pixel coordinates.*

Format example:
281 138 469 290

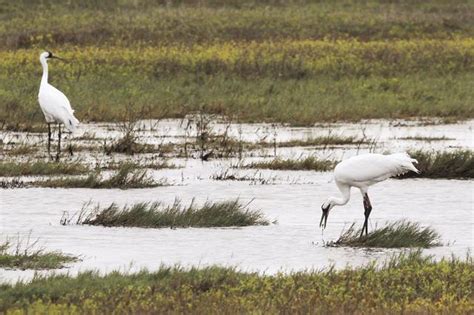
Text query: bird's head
40 51 66 62
319 198 336 229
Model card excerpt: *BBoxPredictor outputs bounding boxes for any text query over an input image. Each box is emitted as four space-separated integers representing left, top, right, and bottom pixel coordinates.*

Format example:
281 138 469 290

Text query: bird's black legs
360 193 373 237
68 143 74 156
47 123 52 159
56 124 61 162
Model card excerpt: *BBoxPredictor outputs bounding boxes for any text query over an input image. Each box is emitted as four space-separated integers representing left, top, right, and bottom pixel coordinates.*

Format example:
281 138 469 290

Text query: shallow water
0 119 473 282
1 171 472 282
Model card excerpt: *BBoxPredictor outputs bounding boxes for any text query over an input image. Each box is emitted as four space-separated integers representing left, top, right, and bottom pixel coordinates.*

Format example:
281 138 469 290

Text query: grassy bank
0 238 77 270
1 0 473 127
327 221 441 248
37 163 162 189
76 199 269 228
1 251 472 313
0 161 89 177
243 157 336 171
275 135 366 147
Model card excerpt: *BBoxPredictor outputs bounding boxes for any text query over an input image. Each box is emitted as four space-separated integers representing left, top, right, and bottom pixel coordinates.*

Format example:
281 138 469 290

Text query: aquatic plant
0 251 472 313
37 162 163 189
0 235 77 270
274 135 365 147
2 144 38 156
211 169 275 185
0 161 89 177
400 150 474 179
397 136 454 141
243 156 336 171
327 220 441 248
76 199 269 228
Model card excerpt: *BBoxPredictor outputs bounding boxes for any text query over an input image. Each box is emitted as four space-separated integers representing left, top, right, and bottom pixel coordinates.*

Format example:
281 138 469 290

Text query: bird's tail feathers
390 152 420 174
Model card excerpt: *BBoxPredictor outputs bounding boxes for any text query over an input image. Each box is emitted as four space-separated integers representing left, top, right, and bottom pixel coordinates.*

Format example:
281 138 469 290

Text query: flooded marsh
1 118 472 283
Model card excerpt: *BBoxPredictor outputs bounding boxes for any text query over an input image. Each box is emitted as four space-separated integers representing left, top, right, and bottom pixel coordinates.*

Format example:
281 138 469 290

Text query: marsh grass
75 199 269 228
0 251 472 313
2 1 472 49
244 156 336 171
104 160 177 170
1 1 473 128
327 220 441 248
0 235 77 270
401 150 474 179
211 169 276 185
274 135 365 147
104 119 156 155
0 161 89 177
0 178 27 189
37 162 163 189
3 144 38 156
398 136 454 141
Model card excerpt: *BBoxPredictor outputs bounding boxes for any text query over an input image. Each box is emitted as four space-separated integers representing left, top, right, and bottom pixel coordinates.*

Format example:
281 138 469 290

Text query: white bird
38 51 79 161
320 152 419 236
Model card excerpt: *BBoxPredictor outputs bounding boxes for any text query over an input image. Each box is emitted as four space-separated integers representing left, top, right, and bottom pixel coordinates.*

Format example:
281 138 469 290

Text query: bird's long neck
331 182 351 206
40 57 48 86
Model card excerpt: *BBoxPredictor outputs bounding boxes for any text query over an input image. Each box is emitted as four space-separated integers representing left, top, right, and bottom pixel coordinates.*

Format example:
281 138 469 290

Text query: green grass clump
401 150 474 179
244 156 336 171
78 199 269 228
0 251 472 313
37 163 162 189
0 238 77 270
0 161 89 177
329 220 441 248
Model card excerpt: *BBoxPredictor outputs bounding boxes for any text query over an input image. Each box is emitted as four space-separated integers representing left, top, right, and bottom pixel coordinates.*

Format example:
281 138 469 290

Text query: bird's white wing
47 84 75 114
335 153 419 184
39 83 79 131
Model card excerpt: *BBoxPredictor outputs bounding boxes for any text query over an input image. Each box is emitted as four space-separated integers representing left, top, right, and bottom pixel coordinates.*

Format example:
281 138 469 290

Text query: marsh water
1 119 473 282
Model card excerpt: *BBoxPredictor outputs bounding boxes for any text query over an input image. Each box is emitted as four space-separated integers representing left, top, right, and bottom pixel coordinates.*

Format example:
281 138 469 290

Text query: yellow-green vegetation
0 238 77 270
0 161 89 177
1 0 473 128
328 221 441 248
2 0 472 48
1 251 472 313
37 162 163 189
401 150 474 179
77 199 269 228
244 156 336 171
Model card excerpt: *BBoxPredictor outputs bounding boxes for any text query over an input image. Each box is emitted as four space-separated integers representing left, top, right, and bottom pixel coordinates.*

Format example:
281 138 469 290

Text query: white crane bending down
38 51 79 161
320 152 419 237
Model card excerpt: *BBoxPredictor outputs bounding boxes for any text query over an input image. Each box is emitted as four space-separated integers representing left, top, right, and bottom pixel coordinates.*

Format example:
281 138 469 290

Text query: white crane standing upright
320 152 419 237
38 51 79 161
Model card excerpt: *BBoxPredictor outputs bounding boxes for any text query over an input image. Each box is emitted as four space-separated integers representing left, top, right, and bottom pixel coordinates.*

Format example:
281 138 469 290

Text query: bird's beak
319 206 329 229
51 56 68 62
